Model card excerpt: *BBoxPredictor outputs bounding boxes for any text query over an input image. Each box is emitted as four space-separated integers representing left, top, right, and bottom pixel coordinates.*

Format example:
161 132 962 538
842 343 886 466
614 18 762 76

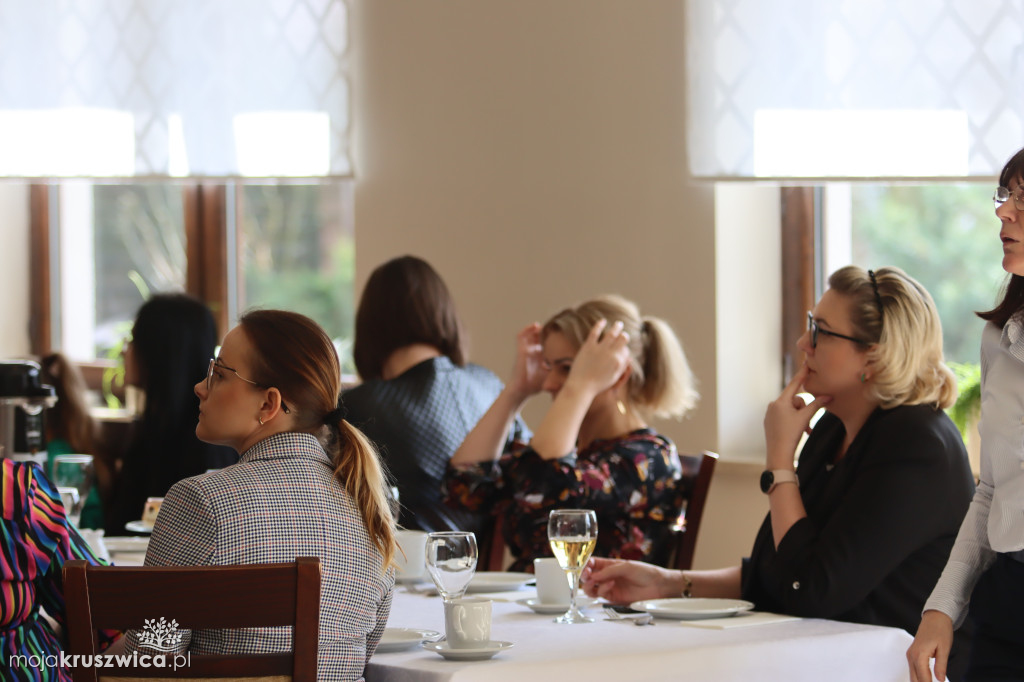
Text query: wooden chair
63 557 321 681
668 451 719 571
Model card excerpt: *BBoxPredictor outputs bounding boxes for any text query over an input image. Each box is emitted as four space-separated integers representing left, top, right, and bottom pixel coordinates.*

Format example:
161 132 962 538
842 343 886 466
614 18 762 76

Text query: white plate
395 574 430 585
124 520 154 534
376 628 440 653
515 597 598 615
422 640 513 661
629 598 755 620
466 572 533 593
102 536 150 553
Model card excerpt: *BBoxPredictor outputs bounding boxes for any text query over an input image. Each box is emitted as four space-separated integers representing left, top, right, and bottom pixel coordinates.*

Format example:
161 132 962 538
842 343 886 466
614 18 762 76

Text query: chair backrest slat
64 557 321 681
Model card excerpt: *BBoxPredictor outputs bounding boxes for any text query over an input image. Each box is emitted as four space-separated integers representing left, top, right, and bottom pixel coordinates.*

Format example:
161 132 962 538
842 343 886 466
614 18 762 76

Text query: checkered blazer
123 431 394 681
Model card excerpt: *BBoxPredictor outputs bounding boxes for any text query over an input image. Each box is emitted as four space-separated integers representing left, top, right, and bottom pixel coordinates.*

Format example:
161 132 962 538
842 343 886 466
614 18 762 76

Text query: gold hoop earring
258 416 264 425
616 400 627 415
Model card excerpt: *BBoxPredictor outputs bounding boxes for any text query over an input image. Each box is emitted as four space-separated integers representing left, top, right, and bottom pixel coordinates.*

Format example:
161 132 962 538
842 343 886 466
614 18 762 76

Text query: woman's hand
563 319 631 400
763 365 831 470
582 557 675 604
507 322 546 402
907 610 954 682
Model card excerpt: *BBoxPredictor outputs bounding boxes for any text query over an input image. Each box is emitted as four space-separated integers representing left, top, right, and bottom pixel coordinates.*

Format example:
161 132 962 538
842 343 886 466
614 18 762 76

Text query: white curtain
686 0 1024 178
0 0 349 177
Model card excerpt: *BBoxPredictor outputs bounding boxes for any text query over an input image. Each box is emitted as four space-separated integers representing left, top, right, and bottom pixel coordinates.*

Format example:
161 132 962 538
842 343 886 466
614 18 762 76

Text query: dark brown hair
40 352 97 454
979 147 1024 328
353 255 466 380
239 309 395 570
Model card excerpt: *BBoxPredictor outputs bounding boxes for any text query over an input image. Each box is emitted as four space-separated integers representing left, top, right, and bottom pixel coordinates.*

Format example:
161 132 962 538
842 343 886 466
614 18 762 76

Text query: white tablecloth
367 586 913 682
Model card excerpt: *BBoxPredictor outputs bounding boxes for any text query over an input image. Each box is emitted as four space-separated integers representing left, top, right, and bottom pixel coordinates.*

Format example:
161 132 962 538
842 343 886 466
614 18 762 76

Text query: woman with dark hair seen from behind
586 268 975 679
39 351 108 529
105 293 236 536
445 294 697 571
909 146 1024 682
344 255 528 534
122 309 396 679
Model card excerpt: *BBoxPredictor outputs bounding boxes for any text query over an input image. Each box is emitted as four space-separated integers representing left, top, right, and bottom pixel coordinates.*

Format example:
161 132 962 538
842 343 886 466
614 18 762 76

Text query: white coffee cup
444 598 491 649
534 556 572 605
394 529 428 581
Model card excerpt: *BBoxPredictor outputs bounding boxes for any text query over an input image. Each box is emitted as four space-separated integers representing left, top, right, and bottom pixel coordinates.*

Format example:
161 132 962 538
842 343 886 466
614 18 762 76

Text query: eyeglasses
994 186 1024 211
205 358 290 413
807 312 869 350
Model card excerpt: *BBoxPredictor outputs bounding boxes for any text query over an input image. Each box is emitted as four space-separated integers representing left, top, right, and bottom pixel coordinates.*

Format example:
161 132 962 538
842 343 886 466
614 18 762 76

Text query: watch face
759 470 774 493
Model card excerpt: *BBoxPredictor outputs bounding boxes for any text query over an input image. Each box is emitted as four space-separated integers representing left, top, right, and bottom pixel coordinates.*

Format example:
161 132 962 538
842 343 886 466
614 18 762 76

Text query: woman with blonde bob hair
586 267 974 677
445 294 698 571
123 309 395 681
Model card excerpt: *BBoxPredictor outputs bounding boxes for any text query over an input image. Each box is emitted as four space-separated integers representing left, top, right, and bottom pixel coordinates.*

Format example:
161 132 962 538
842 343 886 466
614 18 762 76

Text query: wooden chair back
669 451 718 571
63 557 321 681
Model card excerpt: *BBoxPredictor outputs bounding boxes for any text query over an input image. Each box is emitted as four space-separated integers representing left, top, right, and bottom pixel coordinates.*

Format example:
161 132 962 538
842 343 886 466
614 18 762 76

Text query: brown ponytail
335 419 396 569
239 309 396 572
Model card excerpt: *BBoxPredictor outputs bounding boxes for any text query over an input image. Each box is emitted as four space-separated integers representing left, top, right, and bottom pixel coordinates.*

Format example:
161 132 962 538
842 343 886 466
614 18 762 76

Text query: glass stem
567 569 580 617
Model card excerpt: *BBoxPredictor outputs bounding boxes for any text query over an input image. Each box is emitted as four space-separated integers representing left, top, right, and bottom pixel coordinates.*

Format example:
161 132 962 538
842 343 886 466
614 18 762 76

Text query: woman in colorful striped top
1 458 116 681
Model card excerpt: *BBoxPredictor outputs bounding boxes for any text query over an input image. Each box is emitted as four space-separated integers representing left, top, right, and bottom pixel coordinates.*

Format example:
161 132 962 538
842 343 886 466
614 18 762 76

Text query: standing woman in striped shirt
909 147 1024 682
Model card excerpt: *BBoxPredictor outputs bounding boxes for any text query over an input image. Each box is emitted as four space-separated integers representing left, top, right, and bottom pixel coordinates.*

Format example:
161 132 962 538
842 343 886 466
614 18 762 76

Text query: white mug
443 598 491 649
534 557 572 605
394 529 428 581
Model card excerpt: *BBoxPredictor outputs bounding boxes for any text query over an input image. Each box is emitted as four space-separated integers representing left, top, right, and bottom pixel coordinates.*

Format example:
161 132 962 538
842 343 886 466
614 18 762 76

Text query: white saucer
515 597 598 615
124 520 154 534
103 536 150 553
376 628 440 653
422 640 513 661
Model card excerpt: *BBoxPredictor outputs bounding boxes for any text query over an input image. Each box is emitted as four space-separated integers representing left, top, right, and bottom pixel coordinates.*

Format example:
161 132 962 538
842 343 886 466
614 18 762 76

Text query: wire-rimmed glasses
994 186 1024 211
205 358 290 413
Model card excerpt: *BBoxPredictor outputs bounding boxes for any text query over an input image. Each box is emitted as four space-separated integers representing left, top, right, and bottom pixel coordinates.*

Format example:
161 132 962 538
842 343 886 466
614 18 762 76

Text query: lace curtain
0 0 349 177
686 0 1024 178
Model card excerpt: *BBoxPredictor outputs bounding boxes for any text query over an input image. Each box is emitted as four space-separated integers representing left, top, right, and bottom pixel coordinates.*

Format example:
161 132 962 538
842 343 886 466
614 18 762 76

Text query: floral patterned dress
443 428 687 572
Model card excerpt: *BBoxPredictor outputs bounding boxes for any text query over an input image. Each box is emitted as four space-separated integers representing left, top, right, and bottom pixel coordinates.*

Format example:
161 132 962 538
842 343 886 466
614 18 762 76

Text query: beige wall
350 1 766 568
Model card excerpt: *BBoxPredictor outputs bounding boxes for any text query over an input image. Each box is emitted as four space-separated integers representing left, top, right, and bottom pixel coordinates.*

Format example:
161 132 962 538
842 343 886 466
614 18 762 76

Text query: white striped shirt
924 319 1024 626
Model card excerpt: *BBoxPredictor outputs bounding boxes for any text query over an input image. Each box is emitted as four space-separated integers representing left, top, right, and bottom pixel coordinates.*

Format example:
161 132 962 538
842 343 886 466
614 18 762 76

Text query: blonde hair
828 266 956 410
239 309 396 572
541 295 698 419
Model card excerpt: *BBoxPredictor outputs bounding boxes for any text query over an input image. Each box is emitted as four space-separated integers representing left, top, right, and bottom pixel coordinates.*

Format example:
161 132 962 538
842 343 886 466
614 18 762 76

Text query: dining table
368 579 914 682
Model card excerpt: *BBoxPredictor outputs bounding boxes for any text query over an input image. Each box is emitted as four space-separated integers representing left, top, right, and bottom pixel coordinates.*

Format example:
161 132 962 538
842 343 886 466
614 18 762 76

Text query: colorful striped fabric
2 458 117 681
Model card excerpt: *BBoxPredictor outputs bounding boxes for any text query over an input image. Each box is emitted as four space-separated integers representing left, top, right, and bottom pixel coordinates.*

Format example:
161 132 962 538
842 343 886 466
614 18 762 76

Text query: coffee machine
0 360 57 465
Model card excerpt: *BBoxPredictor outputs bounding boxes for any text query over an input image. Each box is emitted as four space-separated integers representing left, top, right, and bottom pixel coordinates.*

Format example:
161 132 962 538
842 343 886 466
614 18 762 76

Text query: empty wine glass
426 531 478 601
52 454 94 527
548 509 598 624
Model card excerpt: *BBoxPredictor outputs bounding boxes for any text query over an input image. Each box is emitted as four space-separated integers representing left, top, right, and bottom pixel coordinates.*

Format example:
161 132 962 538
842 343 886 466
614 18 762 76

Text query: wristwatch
760 469 799 494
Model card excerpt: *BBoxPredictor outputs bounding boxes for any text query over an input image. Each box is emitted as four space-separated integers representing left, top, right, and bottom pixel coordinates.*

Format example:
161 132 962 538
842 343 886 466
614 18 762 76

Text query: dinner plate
124 520 154 534
422 640 513 661
515 596 598 615
376 628 440 653
466 572 533 593
629 598 755 620
102 536 150 553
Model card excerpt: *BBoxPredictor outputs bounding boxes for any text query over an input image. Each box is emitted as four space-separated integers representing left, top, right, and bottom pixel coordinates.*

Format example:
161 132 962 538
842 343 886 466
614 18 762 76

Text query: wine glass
52 454 94 527
425 531 478 601
547 509 598 624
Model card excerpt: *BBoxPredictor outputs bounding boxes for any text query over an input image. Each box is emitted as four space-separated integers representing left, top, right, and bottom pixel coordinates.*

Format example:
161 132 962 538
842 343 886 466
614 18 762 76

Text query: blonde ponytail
637 316 699 419
335 419 396 572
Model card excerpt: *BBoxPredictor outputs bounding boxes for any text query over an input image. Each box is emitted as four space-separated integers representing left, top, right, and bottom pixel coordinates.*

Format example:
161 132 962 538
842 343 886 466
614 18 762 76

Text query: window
32 180 355 372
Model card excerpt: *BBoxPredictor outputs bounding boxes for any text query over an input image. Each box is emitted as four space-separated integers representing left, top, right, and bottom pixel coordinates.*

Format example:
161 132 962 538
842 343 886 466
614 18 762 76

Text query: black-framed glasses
994 186 1024 211
205 358 290 413
807 312 869 350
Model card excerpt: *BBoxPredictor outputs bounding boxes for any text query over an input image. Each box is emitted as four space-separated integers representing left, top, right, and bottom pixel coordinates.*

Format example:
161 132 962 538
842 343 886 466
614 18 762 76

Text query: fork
602 606 655 626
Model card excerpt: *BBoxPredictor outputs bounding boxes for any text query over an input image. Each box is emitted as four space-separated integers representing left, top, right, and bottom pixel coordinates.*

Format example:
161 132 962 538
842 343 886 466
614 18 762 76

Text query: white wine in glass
425 531 478 601
547 509 598 624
